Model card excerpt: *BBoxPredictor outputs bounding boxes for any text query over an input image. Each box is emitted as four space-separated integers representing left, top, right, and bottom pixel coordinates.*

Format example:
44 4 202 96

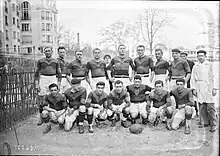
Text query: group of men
34 44 218 135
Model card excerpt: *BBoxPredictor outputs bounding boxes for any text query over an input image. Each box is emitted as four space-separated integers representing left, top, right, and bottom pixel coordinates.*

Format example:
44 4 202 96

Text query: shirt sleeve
66 62 72 76
129 57 135 70
56 62 62 82
186 90 194 106
133 59 137 72
80 89 87 105
34 60 41 82
164 92 171 107
149 57 154 71
42 95 49 107
107 58 114 70
61 95 67 109
124 92 131 104
184 60 191 74
86 92 93 104
145 85 153 92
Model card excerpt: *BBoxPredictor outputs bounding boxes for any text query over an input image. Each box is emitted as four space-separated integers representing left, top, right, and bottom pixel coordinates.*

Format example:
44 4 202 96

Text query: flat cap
180 51 188 56
171 48 181 53
71 79 81 85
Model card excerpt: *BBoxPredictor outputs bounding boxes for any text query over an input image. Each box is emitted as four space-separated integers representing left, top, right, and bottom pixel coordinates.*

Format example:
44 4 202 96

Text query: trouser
59 77 71 93
199 103 217 126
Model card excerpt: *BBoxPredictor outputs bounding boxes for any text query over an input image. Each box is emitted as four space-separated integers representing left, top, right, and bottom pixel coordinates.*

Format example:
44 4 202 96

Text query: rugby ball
129 124 144 134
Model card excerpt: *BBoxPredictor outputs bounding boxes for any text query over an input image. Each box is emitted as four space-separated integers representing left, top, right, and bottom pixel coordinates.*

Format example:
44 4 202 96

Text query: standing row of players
34 44 218 134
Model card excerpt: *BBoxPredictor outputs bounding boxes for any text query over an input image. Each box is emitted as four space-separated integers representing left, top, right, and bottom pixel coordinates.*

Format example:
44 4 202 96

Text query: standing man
104 54 113 91
126 75 153 125
107 44 135 88
134 45 154 87
64 79 94 133
152 48 170 90
190 50 218 132
107 80 131 128
34 47 62 126
170 79 195 134
166 48 191 91
67 50 91 94
57 46 71 93
87 48 110 94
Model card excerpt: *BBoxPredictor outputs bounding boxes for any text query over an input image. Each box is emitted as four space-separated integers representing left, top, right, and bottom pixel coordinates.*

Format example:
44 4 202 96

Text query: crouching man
64 79 94 134
147 80 173 129
126 75 152 125
86 81 108 128
107 80 131 128
170 78 195 134
41 83 67 134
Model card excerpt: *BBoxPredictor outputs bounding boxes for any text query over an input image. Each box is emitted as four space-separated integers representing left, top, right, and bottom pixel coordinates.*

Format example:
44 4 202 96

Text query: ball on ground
129 124 144 134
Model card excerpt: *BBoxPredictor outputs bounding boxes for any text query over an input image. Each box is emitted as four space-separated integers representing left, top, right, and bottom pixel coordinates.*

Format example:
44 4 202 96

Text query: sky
56 1 219 50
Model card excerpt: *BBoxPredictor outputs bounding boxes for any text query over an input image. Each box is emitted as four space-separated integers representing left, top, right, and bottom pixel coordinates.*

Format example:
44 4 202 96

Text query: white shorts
41 109 66 123
91 76 110 94
39 75 58 96
64 110 79 131
129 102 147 116
60 77 71 93
138 74 152 87
107 103 127 116
148 107 166 123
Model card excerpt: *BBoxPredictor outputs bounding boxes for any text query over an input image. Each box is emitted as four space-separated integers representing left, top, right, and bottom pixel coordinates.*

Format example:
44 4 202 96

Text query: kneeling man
41 83 67 134
170 78 194 134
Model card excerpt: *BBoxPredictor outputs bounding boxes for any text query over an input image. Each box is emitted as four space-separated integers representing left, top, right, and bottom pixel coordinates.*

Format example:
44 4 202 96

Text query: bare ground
0 114 219 156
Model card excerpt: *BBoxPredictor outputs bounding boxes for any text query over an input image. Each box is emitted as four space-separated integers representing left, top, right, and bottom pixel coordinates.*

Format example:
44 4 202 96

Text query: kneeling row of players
40 75 195 135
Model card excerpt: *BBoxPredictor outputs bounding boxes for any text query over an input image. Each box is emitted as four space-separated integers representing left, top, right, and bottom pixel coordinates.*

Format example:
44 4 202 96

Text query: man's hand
165 77 169 83
178 104 185 109
192 89 197 97
54 111 60 117
212 89 218 96
129 76 133 82
109 77 115 83
157 106 163 115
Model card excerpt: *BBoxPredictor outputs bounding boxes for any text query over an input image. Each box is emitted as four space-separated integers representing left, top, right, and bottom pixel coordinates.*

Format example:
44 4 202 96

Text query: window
14 45 17 52
46 11 50 20
16 5 19 16
46 35 52 43
17 32 20 42
21 1 30 20
41 11 45 20
27 47 32 53
42 23 45 31
13 31 16 39
22 23 31 31
6 30 9 40
17 19 19 28
46 23 51 31
22 35 32 44
5 1 8 13
5 15 8 25
18 46 20 52
6 44 9 52
12 4 16 12
42 35 46 43
13 17 16 24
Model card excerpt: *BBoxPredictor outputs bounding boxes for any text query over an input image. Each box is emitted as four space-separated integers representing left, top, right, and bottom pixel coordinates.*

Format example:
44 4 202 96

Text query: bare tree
136 8 173 55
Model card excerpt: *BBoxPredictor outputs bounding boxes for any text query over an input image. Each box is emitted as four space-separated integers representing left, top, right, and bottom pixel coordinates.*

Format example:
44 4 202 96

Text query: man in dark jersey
34 47 62 126
147 80 173 129
67 50 91 94
107 44 135 88
41 83 67 134
126 75 152 125
64 79 94 134
134 45 154 87
57 46 71 93
107 80 131 128
86 81 108 127
87 48 110 94
170 78 195 134
152 48 169 90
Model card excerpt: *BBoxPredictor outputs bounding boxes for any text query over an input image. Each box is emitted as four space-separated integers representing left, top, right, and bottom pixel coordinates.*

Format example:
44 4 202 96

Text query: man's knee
130 112 138 119
165 107 173 119
87 107 93 115
79 105 86 112
185 106 193 114
58 115 65 124
41 111 50 123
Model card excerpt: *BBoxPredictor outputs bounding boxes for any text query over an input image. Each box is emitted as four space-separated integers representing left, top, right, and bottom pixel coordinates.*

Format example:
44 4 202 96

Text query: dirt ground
0 114 219 156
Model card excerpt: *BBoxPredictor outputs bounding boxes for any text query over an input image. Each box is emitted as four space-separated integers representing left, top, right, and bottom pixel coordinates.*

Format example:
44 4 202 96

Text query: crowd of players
34 44 218 135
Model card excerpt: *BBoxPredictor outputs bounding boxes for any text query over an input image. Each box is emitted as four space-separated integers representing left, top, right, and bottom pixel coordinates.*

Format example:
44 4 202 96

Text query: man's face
114 83 123 94
197 53 206 63
93 49 101 59
172 52 180 60
180 54 187 60
71 83 81 90
104 56 111 65
50 86 58 96
176 82 184 91
134 78 141 88
155 50 163 60
137 47 145 57
44 48 52 58
96 85 104 95
58 48 66 58
155 83 163 93
118 45 126 56
75 51 83 61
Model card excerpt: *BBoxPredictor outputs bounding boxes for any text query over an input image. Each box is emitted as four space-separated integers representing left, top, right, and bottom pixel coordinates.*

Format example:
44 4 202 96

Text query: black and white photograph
0 0 219 155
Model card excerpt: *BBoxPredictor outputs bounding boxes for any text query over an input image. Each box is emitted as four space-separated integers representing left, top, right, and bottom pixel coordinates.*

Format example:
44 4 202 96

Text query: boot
37 117 43 126
166 119 172 130
88 125 94 133
95 118 101 128
78 125 84 134
142 117 148 125
121 120 129 128
58 124 64 130
43 124 51 134
185 125 191 135
153 116 160 126
210 125 217 132
115 113 120 122
111 119 116 127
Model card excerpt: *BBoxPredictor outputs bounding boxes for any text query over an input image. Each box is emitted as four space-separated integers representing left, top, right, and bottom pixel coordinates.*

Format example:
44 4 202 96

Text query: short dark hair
134 75 142 80
176 78 185 84
104 54 111 60
75 50 83 55
96 81 105 87
118 44 126 50
180 51 188 56
172 48 181 53
155 48 163 54
155 80 163 86
197 50 207 55
114 80 123 85
58 46 66 52
137 45 145 50
93 48 101 53
49 83 58 90
44 47 52 52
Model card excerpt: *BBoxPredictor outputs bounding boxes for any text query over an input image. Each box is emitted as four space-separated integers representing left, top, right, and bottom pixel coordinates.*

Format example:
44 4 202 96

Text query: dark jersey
154 59 169 75
148 90 171 108
108 88 130 106
43 93 67 111
169 59 191 78
57 57 68 75
67 60 88 78
134 55 154 74
87 90 108 107
86 59 107 78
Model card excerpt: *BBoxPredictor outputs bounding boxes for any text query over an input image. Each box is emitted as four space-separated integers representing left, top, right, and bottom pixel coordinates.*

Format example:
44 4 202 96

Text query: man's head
180 51 188 60
172 48 181 60
155 48 163 60
103 54 111 65
114 80 123 94
154 80 163 93
133 75 142 88
57 46 66 59
137 45 145 57
75 50 83 61
44 47 53 58
93 48 101 60
71 79 81 90
197 50 206 63
96 81 105 95
118 44 126 56
49 83 59 96
176 78 185 91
